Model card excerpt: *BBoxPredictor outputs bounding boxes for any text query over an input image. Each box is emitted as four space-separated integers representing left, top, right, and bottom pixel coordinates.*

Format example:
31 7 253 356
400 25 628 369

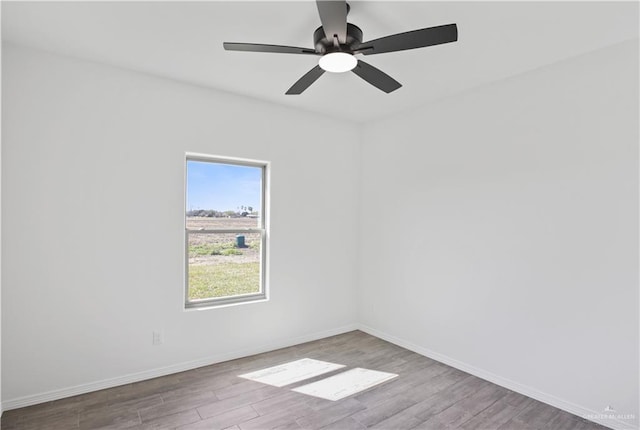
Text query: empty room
1 1 638 429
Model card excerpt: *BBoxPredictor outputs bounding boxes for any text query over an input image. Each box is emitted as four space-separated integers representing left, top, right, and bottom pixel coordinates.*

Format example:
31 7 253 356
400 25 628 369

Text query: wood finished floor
1 331 609 430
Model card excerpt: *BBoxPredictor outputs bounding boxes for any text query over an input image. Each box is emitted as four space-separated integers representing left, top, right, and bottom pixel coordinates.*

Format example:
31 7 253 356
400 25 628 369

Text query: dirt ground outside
187 216 261 264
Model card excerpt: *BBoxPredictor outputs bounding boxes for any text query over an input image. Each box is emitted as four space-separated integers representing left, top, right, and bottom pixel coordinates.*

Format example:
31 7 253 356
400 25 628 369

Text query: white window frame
184 154 269 309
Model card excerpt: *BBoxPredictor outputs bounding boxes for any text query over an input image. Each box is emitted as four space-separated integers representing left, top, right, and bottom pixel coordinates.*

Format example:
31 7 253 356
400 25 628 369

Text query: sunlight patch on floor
239 358 345 387
292 368 398 401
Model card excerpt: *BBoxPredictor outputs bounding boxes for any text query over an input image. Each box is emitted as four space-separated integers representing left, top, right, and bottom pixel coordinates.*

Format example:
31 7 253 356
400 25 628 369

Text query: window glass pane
188 233 261 300
187 232 262 300
186 160 261 229
185 158 266 306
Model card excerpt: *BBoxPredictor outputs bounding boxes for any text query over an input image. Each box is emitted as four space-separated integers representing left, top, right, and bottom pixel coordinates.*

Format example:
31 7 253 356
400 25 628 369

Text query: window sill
184 294 268 311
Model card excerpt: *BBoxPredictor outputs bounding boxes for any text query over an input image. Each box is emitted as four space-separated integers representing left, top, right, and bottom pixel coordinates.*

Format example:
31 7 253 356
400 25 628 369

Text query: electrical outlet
152 330 164 345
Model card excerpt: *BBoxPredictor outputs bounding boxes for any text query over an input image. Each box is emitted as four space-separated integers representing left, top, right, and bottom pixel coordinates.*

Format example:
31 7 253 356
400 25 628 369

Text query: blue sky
186 160 261 212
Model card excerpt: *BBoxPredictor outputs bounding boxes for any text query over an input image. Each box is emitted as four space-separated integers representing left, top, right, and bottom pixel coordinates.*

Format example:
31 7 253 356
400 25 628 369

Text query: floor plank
350 395 416 427
177 405 258 430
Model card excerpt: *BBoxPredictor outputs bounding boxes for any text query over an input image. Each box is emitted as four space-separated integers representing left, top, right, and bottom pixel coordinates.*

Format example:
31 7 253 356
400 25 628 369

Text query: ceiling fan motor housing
313 23 363 54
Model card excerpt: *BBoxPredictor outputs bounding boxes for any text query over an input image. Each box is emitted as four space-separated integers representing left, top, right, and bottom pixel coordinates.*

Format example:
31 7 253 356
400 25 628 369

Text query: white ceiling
2 1 638 123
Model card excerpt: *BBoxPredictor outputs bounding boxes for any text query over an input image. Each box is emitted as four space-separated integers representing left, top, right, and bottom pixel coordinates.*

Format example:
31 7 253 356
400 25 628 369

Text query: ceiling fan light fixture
319 52 357 73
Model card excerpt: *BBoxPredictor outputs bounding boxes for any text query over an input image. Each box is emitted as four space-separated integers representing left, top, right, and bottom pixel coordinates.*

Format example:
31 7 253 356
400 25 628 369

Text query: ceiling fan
223 1 458 95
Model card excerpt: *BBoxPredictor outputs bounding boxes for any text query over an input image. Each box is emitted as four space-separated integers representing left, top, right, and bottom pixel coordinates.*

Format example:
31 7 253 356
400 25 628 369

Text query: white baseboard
1 323 359 412
357 324 637 430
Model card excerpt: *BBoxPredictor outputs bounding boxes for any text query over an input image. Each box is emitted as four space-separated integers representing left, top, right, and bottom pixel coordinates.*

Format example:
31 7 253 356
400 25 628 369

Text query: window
185 155 268 308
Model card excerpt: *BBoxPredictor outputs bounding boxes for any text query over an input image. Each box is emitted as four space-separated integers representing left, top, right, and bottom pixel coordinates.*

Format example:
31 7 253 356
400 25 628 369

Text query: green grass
189 241 233 256
188 262 260 300
189 241 255 256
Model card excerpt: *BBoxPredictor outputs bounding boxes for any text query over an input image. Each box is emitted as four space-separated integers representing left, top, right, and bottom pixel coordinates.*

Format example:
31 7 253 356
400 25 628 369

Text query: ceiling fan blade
286 65 325 95
223 42 318 55
352 60 402 93
356 23 458 55
316 0 348 44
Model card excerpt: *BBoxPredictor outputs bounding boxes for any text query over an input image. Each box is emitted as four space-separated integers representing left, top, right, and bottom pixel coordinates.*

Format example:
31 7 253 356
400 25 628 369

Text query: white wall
1 43 360 404
359 39 639 430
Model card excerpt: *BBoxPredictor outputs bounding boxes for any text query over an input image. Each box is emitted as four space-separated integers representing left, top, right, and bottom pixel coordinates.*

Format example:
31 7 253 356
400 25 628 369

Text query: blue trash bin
236 235 246 248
